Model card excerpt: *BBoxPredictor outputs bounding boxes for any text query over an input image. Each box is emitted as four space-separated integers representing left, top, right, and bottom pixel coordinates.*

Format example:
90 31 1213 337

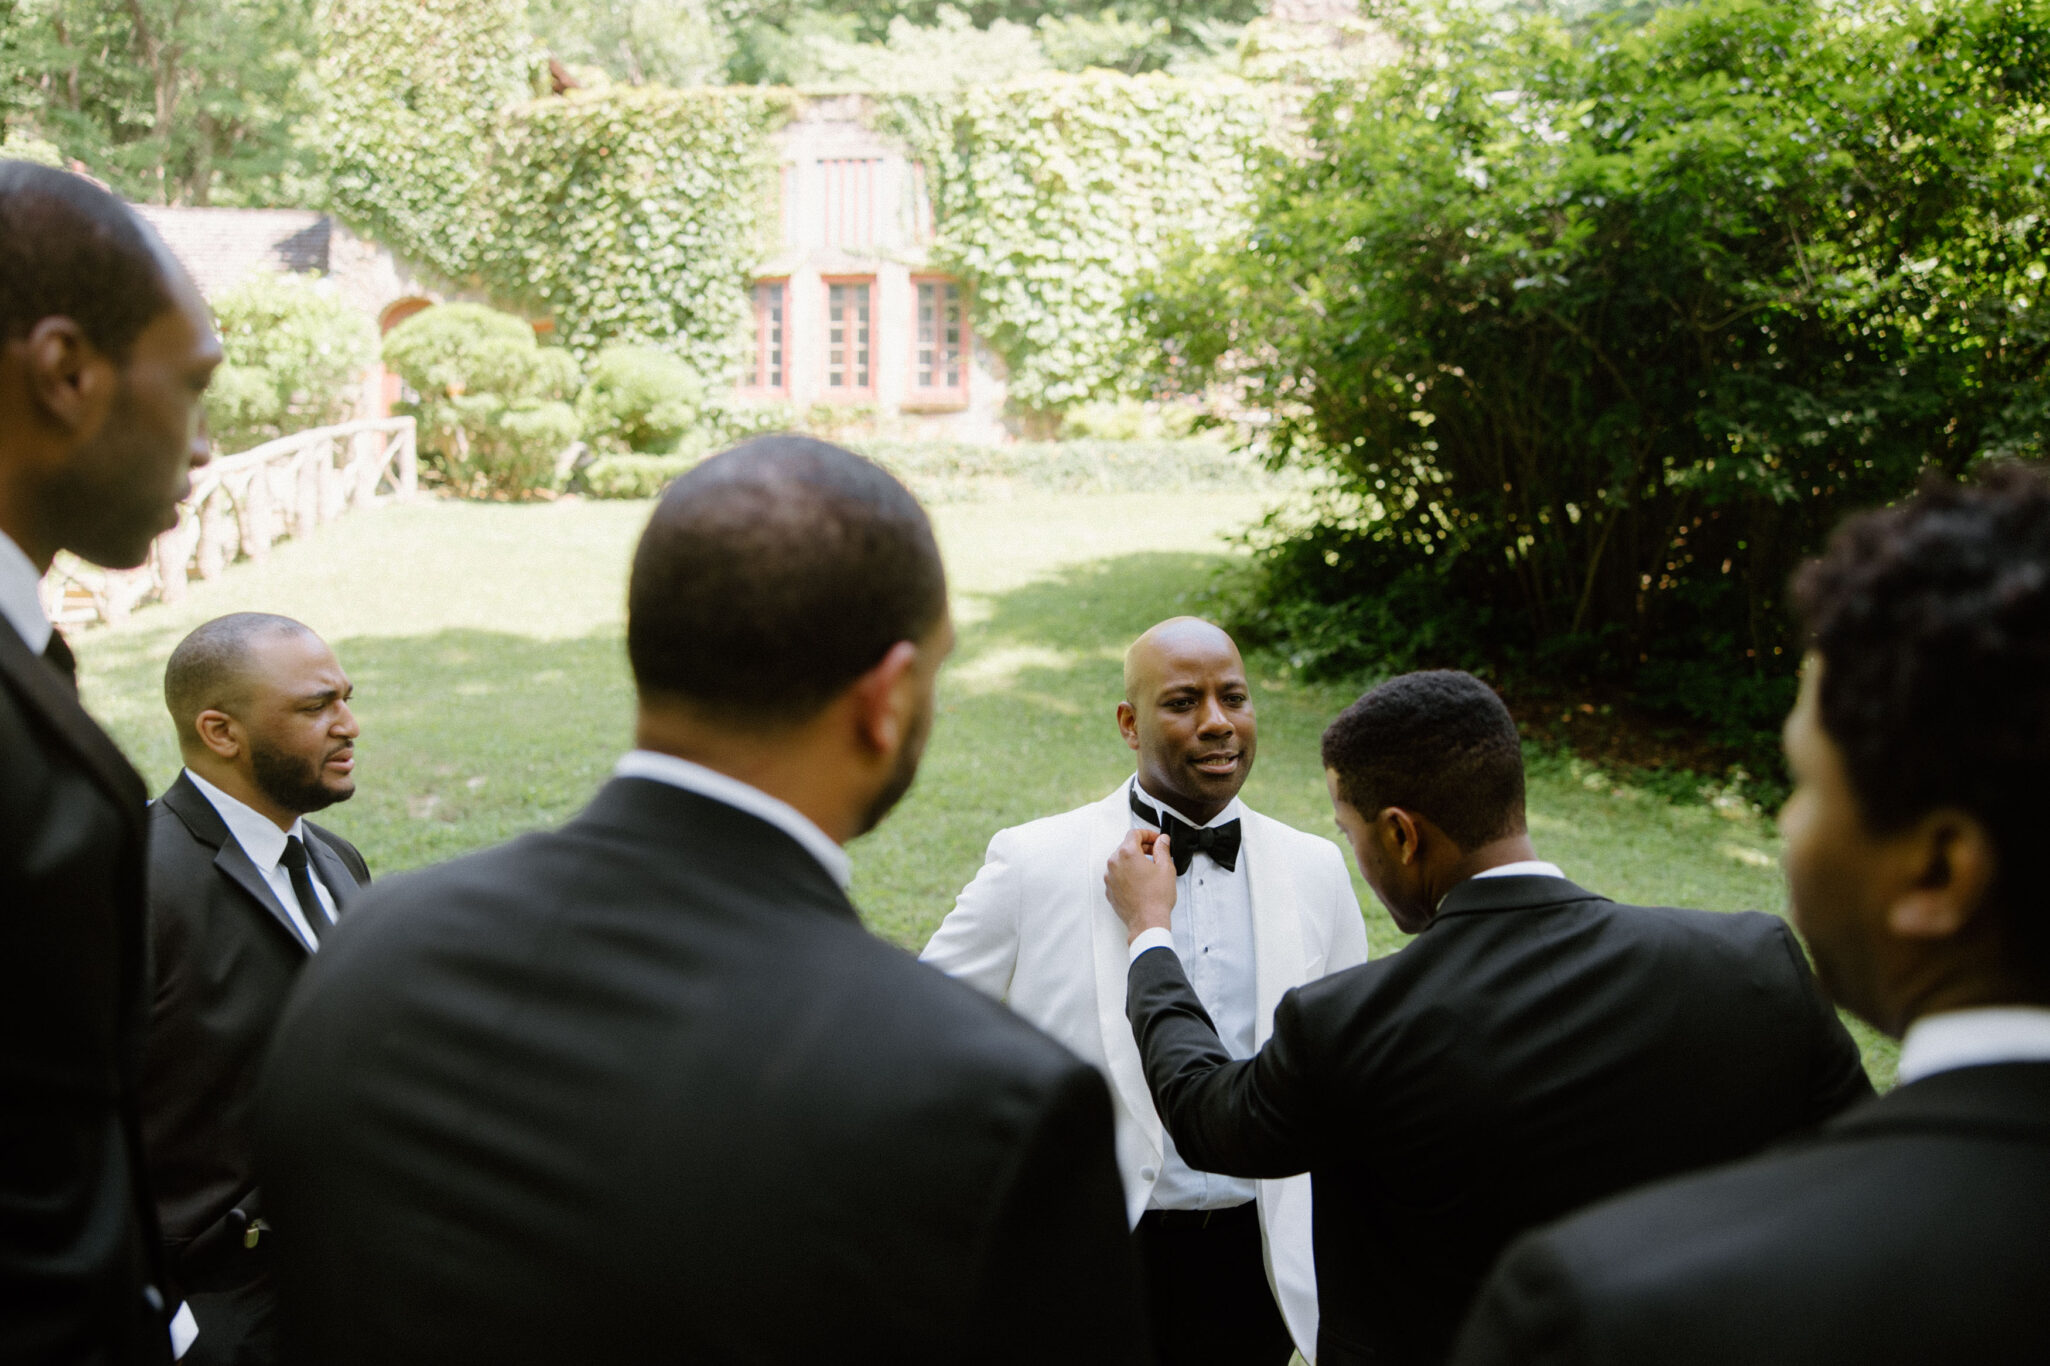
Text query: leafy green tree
526 0 731 86
1151 0 2050 730
5 0 320 205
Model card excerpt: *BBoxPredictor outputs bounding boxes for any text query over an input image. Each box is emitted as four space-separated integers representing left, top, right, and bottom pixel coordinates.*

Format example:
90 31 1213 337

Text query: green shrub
208 273 378 452
580 452 700 499
576 345 706 455
1151 0 2050 738
382 303 583 497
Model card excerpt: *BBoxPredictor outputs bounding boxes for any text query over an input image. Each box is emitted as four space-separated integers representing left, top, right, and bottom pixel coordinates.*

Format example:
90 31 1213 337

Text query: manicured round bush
576 345 706 455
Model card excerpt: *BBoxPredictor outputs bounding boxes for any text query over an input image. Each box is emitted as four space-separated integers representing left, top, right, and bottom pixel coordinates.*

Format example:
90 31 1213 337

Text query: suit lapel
0 612 146 826
304 832 363 914
1085 783 1165 1152
162 774 312 953
1241 810 1308 1049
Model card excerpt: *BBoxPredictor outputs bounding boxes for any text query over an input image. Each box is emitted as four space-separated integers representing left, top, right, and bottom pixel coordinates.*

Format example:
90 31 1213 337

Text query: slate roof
134 206 333 297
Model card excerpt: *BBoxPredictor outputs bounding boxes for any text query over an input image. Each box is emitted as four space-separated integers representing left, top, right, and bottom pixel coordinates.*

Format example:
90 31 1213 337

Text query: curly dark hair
1321 669 1526 850
1792 463 2050 962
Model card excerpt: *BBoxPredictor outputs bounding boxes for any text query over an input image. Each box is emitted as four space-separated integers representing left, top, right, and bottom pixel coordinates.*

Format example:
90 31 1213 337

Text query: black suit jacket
0 616 170 1365
140 771 368 1297
256 776 1147 1364
1453 1060 2050 1366
1127 874 1873 1366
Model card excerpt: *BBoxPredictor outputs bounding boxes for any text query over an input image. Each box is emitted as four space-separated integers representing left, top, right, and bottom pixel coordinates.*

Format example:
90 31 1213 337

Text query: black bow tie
1130 788 1241 875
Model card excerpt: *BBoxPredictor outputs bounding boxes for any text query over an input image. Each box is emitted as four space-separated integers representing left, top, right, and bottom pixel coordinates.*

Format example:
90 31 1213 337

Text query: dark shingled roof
134 206 333 297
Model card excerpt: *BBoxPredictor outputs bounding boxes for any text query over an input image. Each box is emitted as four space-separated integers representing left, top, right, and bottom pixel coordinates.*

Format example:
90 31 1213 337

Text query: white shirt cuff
1127 927 1176 965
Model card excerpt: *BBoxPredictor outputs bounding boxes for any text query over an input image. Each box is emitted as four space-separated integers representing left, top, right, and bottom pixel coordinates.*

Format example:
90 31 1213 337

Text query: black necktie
42 628 77 690
278 836 331 946
1129 788 1242 876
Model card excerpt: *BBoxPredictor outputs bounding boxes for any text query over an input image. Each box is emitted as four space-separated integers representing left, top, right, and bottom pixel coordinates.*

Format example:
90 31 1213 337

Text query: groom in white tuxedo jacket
922 618 1368 1365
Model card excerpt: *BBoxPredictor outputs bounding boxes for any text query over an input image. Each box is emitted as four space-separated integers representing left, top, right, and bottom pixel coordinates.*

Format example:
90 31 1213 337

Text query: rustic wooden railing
41 416 417 626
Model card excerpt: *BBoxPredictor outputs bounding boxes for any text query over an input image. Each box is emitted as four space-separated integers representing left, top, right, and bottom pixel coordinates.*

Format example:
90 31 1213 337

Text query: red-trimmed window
911 277 968 402
824 277 874 397
746 280 788 393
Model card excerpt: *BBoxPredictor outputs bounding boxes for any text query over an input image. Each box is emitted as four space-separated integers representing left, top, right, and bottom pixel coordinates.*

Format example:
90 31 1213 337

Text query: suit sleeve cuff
1127 927 1176 965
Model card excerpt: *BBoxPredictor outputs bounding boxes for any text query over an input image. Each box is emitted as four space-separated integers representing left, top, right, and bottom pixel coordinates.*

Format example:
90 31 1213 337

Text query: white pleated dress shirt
1124 777 1261 1212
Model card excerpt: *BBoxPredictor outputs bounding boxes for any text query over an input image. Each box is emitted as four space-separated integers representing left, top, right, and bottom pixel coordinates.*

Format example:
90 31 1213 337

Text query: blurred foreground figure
1106 669 1873 1366
257 436 1147 1364
922 616 1368 1364
0 160 220 1364
1454 465 2050 1366
143 615 370 1365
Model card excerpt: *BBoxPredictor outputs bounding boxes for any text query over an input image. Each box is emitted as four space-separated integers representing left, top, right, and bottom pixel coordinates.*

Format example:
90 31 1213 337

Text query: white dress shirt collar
1470 859 1567 881
614 750 851 890
1129 775 1246 831
184 768 307 869
0 530 54 655
1897 1006 2050 1085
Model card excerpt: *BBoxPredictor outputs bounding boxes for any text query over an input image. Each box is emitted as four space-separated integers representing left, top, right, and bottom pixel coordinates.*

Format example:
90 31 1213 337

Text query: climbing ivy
476 87 789 377
888 73 1268 409
320 1 1272 404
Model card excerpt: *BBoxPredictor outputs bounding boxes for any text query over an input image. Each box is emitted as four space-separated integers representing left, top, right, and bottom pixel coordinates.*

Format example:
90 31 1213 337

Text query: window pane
828 282 871 391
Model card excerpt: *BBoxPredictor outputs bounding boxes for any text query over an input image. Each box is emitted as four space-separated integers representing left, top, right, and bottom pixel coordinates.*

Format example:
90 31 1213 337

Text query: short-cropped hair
1793 462 2050 965
627 436 946 726
1321 669 1526 850
0 161 170 362
164 612 314 735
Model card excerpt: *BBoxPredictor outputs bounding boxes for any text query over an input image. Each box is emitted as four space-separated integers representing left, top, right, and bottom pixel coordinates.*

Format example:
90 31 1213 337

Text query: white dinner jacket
921 782 1370 1361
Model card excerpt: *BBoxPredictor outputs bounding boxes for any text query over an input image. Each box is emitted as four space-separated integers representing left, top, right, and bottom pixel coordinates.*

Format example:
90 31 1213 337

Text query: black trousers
1135 1203 1296 1366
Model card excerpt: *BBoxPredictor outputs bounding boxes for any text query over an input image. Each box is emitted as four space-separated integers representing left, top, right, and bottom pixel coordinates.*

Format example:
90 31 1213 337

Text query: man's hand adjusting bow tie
1128 789 1242 875
1106 792 1245 945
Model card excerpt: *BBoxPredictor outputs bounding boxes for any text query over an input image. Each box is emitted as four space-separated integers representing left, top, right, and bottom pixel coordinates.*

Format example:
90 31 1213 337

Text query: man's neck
1436 833 1542 900
1134 775 1235 828
635 711 860 846
186 761 298 832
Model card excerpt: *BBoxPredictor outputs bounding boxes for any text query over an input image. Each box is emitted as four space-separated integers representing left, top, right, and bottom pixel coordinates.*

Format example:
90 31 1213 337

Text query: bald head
165 613 319 747
1124 617 1242 705
1118 617 1257 825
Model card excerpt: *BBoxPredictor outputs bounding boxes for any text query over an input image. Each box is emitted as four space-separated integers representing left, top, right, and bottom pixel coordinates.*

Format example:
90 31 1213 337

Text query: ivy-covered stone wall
890 74 1266 410
318 0 1271 409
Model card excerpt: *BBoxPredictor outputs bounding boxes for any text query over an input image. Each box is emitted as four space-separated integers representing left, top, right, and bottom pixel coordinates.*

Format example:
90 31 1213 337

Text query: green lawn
73 490 1897 1086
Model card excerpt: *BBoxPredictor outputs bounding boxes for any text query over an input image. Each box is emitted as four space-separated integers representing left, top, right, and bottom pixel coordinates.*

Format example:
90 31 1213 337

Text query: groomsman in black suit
1105 669 1873 1366
1453 466 2050 1366
141 614 370 1366
0 162 220 1364
257 436 1146 1365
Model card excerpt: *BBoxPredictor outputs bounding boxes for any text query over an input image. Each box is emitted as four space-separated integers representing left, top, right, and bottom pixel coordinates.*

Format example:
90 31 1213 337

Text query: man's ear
1886 810 1998 941
1377 807 1422 867
22 316 117 438
1116 701 1139 751
193 709 242 762
850 640 920 757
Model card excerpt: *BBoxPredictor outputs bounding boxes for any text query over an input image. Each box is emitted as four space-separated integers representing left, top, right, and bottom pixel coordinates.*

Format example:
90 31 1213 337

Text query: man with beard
922 616 1369 1364
0 161 220 1364
140 614 369 1365
256 436 1145 1365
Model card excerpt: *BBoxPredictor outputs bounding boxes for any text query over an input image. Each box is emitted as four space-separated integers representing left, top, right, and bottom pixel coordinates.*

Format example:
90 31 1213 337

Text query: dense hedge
1152 0 2050 735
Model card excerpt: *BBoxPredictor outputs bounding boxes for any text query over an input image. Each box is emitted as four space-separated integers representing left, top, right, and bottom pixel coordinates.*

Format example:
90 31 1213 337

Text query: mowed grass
72 491 1897 1086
